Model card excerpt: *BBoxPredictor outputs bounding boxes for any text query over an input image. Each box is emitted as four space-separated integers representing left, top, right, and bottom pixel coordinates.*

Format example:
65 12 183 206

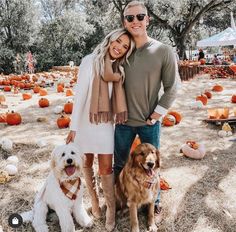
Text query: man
114 1 179 223
198 48 205 61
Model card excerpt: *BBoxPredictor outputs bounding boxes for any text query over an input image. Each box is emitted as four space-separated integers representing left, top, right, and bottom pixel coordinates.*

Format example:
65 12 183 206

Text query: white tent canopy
197 27 236 47
197 12 236 47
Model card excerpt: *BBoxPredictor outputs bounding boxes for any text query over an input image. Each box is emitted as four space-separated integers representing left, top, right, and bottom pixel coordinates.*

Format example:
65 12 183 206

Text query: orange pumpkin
38 98 49 108
199 59 206 65
22 93 32 100
57 84 64 93
204 91 212 99
19 82 25 89
6 111 22 125
66 89 74 96
0 113 7 123
39 88 48 96
162 114 176 126
196 94 208 105
33 85 41 94
231 94 236 103
4 86 11 92
64 102 73 114
212 84 223 92
168 111 182 124
57 115 71 128
130 136 141 154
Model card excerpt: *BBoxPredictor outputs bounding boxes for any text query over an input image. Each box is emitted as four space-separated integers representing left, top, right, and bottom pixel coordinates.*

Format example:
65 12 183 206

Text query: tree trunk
174 37 187 60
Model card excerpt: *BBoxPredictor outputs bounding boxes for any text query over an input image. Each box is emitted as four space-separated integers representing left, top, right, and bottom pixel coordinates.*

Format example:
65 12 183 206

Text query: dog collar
134 173 158 189
60 178 81 200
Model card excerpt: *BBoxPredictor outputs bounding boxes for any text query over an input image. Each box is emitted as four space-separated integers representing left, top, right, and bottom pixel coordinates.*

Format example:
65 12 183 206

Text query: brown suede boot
83 167 101 219
101 173 116 231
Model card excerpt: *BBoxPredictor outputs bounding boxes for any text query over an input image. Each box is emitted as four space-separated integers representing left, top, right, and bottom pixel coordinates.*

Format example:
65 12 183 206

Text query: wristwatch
148 117 157 125
148 115 163 125
150 118 157 125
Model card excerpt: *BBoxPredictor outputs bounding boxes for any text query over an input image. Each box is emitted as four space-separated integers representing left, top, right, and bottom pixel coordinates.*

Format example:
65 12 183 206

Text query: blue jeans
114 122 161 206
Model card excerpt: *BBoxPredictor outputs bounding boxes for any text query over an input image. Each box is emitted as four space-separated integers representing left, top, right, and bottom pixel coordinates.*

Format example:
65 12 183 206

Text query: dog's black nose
147 162 154 168
67 158 73 164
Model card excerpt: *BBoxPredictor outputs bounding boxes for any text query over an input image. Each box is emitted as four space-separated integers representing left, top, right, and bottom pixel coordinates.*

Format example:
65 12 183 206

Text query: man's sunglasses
124 14 146 23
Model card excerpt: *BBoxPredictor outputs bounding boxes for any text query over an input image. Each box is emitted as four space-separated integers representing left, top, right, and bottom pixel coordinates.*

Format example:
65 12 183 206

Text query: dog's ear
50 156 56 169
128 150 136 167
50 145 62 169
155 149 160 168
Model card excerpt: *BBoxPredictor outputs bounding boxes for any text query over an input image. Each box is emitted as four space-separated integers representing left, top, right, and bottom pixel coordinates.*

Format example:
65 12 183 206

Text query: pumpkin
57 84 64 93
6 111 22 125
231 94 236 103
0 93 6 103
57 115 71 128
130 136 141 154
19 82 25 89
168 111 182 124
204 91 212 99
39 88 48 96
199 59 206 65
212 84 223 92
22 93 32 100
162 114 176 126
196 94 208 105
4 86 11 92
38 98 49 108
33 85 41 94
64 101 73 114
53 106 63 114
0 113 7 123
186 141 199 150
217 108 229 119
207 108 218 119
66 89 74 96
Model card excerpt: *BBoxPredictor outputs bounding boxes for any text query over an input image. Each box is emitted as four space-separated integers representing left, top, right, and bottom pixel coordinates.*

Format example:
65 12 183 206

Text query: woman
66 28 134 231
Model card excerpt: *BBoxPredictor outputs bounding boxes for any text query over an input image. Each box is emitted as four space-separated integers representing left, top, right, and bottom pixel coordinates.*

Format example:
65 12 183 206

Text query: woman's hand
66 130 76 144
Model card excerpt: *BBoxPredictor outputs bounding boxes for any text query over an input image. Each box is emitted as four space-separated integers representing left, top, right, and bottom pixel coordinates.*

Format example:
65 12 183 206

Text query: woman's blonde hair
93 28 135 80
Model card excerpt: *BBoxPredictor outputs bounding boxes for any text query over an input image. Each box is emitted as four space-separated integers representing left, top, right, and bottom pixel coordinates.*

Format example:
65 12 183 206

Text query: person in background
212 54 221 65
198 48 205 61
114 1 179 224
66 28 134 231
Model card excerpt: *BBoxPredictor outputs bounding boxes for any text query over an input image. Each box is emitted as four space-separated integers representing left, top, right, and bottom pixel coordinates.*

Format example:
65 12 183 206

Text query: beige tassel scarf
89 61 128 124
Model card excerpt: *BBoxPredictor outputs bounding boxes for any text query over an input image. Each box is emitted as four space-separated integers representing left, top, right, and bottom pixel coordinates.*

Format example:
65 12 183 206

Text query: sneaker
154 205 163 224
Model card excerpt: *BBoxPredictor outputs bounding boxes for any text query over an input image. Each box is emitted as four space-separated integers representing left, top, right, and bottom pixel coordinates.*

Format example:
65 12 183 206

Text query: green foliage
1 0 236 74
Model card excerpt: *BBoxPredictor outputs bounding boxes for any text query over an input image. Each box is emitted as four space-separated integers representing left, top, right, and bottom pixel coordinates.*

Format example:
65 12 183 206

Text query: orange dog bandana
60 178 81 200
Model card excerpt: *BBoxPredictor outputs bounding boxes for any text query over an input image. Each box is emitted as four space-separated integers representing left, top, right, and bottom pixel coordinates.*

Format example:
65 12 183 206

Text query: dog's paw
148 224 158 232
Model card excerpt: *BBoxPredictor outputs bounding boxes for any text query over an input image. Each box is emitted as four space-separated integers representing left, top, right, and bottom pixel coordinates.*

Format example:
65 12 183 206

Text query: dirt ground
0 73 236 232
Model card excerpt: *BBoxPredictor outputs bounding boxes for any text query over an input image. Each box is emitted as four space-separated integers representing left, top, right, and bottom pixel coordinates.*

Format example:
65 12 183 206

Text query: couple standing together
66 1 178 231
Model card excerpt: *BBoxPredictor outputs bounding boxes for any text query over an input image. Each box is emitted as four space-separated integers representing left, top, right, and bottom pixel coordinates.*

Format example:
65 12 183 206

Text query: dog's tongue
65 166 76 176
147 169 154 177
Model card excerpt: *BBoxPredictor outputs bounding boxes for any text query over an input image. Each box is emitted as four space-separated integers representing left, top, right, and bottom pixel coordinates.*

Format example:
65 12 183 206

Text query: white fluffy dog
21 143 92 232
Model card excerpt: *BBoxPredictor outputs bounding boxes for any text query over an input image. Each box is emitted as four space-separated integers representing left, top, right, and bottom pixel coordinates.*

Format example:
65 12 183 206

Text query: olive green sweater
124 39 178 126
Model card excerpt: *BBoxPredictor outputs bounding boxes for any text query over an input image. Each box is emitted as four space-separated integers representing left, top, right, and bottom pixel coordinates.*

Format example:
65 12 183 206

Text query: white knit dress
70 54 114 154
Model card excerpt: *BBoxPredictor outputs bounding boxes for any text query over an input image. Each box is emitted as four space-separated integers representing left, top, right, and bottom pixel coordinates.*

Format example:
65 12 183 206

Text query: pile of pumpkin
0 71 77 92
201 66 234 79
0 81 75 129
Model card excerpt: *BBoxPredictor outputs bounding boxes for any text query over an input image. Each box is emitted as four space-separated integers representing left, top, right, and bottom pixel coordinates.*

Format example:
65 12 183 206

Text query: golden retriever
115 143 160 232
